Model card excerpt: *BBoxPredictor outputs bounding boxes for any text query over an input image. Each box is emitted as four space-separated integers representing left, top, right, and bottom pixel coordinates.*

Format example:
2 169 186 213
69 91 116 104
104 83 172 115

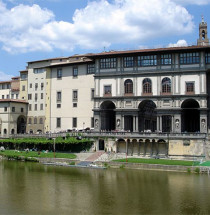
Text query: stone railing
7 131 207 140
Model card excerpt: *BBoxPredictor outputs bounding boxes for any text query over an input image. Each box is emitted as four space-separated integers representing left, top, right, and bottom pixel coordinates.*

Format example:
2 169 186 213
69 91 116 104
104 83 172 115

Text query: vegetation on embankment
113 158 199 166
0 136 93 152
0 150 76 161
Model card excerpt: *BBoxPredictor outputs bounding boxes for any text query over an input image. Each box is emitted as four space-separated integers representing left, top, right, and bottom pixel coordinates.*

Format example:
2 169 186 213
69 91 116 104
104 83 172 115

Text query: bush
69 161 75 165
119 164 125 169
194 167 200 174
187 168 191 173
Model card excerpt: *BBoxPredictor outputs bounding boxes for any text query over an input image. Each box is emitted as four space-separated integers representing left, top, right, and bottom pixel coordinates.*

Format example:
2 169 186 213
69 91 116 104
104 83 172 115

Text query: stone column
160 116 162 132
171 115 174 133
138 142 141 156
126 140 128 155
144 142 146 156
157 116 160 132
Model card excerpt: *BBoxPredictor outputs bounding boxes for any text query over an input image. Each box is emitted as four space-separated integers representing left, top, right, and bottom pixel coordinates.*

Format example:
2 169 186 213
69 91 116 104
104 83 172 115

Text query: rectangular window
12 107 15 112
73 90 78 101
205 53 210 64
57 69 62 79
41 93 44 99
40 104 43 110
16 94 18 99
104 85 111 95
35 83 38 90
34 68 45 74
2 95 4 99
186 82 195 93
73 103 77 108
30 83 32 88
28 94 32 100
34 104 37 111
11 94 14 99
91 88 94 100
91 117 94 128
41 83 44 90
21 74 27 80
29 104 32 111
28 118 32 124
123 57 134 68
57 118 61 128
87 64 95 74
137 55 157 66
180 52 200 64
21 108 24 113
22 85 25 91
4 107 7 112
100 58 117 69
57 104 61 108
73 118 77 128
35 93 38 101
161 54 172 65
6 95 9 99
57 91 62 102
73 67 78 77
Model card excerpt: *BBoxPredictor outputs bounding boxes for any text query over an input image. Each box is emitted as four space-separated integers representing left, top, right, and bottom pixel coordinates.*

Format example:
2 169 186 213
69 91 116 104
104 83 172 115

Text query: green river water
0 160 210 215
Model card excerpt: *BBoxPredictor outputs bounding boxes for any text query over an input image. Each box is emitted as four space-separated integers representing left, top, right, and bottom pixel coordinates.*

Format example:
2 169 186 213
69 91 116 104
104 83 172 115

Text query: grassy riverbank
0 150 76 159
113 158 199 166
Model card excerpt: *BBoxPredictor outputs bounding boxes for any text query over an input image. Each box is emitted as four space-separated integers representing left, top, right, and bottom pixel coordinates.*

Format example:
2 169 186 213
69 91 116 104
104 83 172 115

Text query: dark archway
17 115 26 134
100 101 116 131
138 100 157 132
181 99 200 132
99 139 105 151
124 115 133 132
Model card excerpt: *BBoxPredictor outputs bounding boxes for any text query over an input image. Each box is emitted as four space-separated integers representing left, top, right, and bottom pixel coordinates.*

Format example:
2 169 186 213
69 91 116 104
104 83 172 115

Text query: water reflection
0 160 210 215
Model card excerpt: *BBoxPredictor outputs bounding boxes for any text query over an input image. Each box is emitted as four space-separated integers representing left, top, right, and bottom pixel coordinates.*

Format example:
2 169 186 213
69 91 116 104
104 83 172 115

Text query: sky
0 0 210 80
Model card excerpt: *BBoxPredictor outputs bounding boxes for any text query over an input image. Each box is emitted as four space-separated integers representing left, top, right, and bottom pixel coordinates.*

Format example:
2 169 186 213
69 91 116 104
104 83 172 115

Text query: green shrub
104 162 110 168
119 164 125 169
187 168 191 173
69 161 75 165
194 167 200 174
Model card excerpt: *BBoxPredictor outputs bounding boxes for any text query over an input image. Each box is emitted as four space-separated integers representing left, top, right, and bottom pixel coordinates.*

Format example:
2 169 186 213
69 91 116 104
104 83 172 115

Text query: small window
21 108 24 113
57 69 62 79
205 53 210 64
87 64 95 74
41 83 44 90
100 58 117 69
124 79 133 94
180 52 200 64
73 90 78 101
28 118 32 124
34 104 37 111
40 104 43 110
73 118 77 128
6 95 9 99
39 118 43 124
35 83 38 90
4 107 7 112
91 89 94 99
12 107 15 112
73 103 77 108
57 104 61 108
186 82 194 94
104 85 111 95
161 54 172 65
162 77 171 93
41 93 44 99
143 78 152 94
29 104 32 111
16 94 18 99
34 118 37 124
28 94 32 100
30 83 32 88
2 95 4 99
22 85 25 91
57 118 61 128
57 91 62 102
73 67 78 77
11 94 14 99
35 93 38 101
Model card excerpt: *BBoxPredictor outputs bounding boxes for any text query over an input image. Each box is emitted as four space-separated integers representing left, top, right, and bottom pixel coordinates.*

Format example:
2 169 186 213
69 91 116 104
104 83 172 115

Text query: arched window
124 79 133 94
11 129 15 134
39 118 43 124
143 78 152 94
34 117 37 124
162 77 171 93
4 129 7 134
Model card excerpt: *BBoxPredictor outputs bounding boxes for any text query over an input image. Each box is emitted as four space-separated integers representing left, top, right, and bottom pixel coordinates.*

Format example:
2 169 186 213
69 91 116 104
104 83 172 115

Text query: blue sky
0 0 210 80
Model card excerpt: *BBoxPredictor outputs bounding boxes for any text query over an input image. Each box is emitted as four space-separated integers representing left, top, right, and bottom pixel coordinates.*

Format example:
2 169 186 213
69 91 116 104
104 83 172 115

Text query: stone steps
85 151 105 162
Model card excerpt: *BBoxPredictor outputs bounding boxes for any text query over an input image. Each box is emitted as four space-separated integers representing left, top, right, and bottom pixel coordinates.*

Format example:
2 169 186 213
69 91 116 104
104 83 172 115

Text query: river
0 160 210 215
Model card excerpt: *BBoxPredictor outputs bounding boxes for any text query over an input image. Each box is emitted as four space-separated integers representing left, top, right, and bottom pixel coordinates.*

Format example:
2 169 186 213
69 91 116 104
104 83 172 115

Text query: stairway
85 151 105 162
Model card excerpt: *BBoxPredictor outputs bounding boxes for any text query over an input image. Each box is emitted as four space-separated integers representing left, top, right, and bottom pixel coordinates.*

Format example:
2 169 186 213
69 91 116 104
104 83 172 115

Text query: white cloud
0 0 194 53
168 39 188 47
0 71 12 81
172 0 210 5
